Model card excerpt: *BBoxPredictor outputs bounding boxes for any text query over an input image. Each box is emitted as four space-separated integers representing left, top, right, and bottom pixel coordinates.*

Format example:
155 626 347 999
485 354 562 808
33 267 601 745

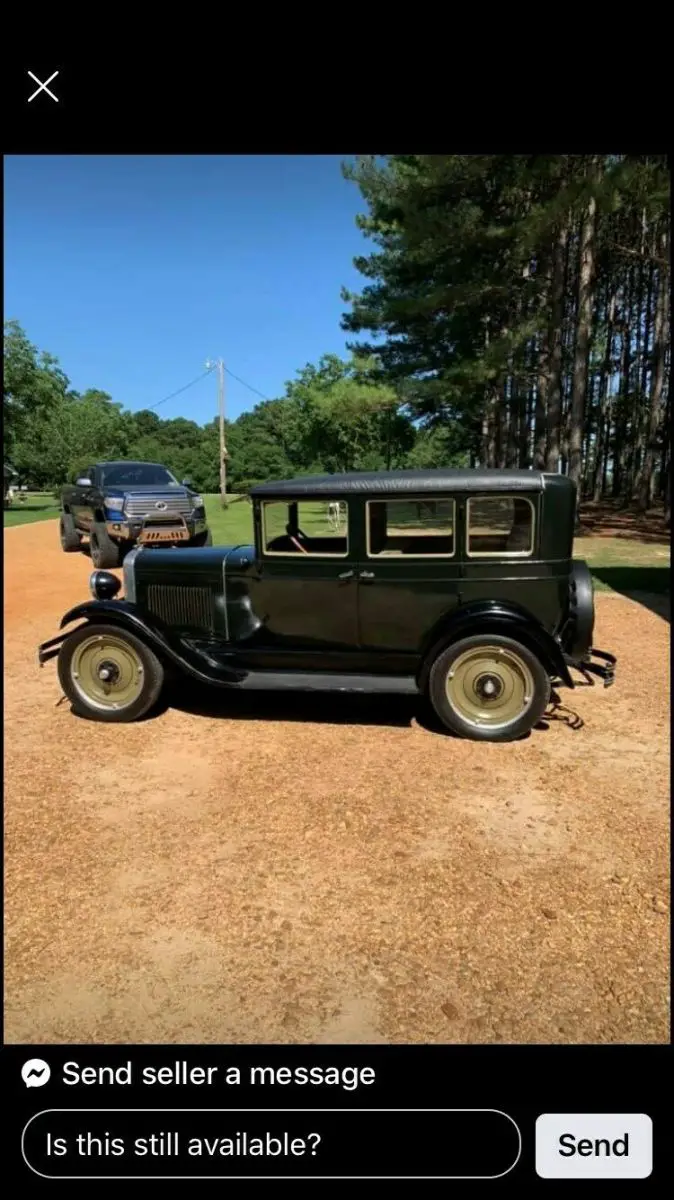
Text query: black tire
59 512 82 552
428 633 551 743
57 622 165 722
566 560 595 661
89 521 120 568
192 529 213 547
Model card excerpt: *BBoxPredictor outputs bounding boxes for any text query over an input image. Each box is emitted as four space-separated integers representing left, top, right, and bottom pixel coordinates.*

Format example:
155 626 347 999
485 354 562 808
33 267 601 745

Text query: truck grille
146 584 214 631
124 493 193 518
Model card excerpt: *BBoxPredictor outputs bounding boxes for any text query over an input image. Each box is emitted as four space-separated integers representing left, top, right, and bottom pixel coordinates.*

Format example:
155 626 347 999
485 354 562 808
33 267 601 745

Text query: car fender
418 600 573 690
56 600 244 686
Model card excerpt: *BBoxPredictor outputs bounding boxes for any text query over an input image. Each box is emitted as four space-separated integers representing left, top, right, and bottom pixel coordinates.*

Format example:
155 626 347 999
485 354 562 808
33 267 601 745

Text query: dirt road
4 520 670 1043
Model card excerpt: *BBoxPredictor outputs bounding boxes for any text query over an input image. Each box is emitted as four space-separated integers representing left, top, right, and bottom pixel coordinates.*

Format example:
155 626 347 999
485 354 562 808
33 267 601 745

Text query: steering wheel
286 523 309 554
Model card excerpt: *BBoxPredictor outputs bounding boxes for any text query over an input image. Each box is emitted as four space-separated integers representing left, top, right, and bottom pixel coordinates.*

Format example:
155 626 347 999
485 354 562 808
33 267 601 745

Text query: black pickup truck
59 461 212 568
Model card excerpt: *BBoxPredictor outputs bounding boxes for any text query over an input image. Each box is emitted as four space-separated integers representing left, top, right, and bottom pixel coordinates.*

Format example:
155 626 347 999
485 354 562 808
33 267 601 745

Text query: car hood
134 543 254 573
104 485 193 496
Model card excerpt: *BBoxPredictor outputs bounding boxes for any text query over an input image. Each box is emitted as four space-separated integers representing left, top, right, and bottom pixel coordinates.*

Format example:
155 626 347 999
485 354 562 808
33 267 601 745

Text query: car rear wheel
57 623 165 722
428 634 551 742
89 522 120 568
59 512 81 552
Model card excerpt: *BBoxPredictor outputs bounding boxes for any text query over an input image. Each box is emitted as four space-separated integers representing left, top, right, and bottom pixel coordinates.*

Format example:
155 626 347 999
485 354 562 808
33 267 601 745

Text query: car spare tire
566 560 595 661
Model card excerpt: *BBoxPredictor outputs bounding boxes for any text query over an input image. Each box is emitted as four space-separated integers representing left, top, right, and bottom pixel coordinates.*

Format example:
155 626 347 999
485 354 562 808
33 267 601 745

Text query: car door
76 466 97 530
246 495 359 667
356 494 462 660
68 467 90 529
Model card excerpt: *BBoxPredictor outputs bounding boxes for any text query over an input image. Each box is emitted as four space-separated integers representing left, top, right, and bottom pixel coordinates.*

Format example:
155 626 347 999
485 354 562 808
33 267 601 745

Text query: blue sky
4 155 369 425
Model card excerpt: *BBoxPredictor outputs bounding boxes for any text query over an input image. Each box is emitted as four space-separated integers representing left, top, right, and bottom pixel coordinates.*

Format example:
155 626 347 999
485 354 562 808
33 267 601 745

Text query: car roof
250 469 559 499
96 461 167 469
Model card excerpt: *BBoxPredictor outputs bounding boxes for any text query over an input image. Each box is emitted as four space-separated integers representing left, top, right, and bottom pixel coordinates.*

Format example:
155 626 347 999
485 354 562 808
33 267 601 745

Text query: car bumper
563 647 617 687
105 518 208 542
38 631 68 666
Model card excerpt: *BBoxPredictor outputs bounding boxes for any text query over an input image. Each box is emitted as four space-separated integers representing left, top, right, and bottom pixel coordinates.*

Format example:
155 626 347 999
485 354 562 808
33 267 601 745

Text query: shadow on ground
167 684 432 731
142 681 586 741
592 567 670 621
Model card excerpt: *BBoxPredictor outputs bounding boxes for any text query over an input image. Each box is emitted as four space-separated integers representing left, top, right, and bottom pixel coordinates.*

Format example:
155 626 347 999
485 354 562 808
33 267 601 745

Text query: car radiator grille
146 584 214 631
124 494 193 517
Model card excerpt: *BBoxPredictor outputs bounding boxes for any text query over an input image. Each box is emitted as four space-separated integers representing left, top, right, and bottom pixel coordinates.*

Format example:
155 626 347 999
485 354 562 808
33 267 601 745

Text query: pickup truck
59 460 212 568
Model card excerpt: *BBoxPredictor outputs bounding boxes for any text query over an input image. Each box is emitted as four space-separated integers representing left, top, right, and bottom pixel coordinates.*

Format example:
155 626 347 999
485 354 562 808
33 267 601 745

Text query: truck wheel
192 530 213 546
57 622 165 722
89 522 120 568
428 634 551 742
59 512 82 552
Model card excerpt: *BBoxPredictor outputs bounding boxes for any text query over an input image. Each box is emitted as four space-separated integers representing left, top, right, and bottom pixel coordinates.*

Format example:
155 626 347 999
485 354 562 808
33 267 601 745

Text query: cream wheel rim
445 645 535 730
70 633 144 711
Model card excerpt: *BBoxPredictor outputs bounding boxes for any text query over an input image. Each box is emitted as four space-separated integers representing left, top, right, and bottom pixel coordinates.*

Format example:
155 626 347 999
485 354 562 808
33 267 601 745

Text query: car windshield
100 464 179 488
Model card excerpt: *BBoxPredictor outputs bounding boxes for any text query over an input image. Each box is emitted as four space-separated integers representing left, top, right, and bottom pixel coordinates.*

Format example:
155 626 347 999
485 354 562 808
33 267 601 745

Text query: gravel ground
4 520 670 1044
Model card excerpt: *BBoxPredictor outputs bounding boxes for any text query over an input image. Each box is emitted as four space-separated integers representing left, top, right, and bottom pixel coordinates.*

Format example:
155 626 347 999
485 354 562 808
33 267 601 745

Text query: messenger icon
22 1059 51 1088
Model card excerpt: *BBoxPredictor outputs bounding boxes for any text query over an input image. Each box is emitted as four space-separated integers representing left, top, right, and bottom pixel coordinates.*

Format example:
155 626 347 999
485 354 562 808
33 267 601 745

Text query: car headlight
192 495 204 507
89 570 122 600
104 496 125 510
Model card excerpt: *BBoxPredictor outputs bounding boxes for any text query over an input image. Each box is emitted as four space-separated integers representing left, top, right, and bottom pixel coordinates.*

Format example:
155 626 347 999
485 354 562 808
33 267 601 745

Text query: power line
223 366 271 404
146 366 215 412
146 363 271 413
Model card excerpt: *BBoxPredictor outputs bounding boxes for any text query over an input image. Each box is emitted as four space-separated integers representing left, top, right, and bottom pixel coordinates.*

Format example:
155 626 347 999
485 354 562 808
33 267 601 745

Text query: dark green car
38 469 616 742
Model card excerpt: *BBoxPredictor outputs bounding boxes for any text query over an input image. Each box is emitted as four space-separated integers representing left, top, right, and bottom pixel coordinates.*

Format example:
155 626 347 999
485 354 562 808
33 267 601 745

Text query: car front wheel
428 634 551 742
89 522 121 568
60 512 82 552
57 623 165 722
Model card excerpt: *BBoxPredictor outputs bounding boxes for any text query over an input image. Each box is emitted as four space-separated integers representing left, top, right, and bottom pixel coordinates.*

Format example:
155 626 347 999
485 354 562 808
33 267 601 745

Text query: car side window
366 498 456 557
466 495 535 557
262 499 349 558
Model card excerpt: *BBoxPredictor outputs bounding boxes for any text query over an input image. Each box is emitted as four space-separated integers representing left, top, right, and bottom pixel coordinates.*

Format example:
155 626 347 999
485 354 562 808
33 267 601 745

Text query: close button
536 1113 653 1179
27 71 59 103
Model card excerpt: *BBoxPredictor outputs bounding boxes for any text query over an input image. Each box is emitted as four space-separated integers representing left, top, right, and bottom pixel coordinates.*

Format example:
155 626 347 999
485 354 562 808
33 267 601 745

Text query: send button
535 1113 653 1179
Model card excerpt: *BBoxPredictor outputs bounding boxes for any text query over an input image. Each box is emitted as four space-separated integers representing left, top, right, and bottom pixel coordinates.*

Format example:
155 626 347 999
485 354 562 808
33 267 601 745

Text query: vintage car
59 460 212 568
38 469 616 742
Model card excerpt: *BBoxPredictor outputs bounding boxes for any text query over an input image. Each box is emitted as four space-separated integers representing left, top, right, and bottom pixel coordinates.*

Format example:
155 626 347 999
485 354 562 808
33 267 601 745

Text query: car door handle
359 570 375 580
338 570 355 580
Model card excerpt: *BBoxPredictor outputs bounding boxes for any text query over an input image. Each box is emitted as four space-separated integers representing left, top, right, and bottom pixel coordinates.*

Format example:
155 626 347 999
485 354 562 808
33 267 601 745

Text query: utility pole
207 358 228 507
217 358 228 507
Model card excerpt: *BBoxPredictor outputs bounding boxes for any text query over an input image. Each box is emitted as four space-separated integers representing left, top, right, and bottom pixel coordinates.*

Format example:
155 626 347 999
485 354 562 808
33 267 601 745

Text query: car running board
234 671 420 695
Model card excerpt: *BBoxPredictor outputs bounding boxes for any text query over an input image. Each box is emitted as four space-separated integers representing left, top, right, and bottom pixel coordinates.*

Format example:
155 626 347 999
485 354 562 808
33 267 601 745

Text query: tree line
2 327 461 494
341 154 670 519
4 154 669 518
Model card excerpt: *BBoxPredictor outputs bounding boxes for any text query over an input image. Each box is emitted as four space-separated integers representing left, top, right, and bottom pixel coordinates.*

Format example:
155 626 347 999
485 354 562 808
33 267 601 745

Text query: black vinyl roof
250 468 559 499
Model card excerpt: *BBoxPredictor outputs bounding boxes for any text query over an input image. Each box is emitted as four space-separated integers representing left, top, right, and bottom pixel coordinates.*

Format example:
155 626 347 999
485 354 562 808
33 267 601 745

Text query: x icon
27 70 59 103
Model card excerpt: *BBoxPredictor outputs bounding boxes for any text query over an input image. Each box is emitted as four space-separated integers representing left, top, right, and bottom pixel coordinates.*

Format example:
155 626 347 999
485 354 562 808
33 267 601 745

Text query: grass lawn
574 536 670 597
204 494 254 543
3 493 60 527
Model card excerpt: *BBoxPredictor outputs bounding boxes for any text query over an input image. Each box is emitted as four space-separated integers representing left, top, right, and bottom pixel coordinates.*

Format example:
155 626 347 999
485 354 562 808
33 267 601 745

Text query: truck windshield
100 464 179 487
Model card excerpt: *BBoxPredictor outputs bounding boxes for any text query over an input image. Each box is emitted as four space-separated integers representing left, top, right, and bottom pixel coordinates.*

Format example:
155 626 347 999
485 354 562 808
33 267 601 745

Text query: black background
2 1044 669 1184
4 56 665 155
